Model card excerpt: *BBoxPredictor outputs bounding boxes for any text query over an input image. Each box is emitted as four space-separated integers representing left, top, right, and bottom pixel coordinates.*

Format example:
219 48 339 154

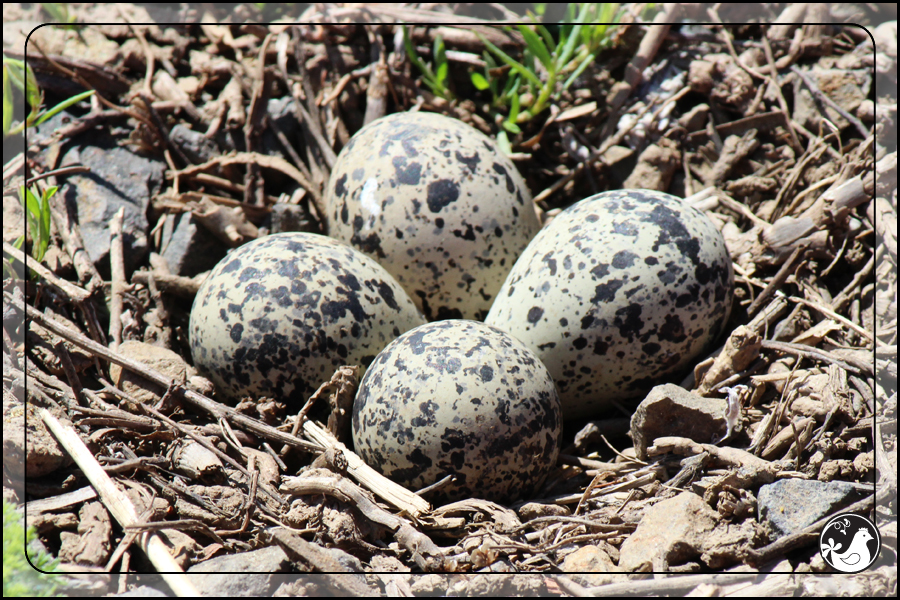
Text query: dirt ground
2 3 897 597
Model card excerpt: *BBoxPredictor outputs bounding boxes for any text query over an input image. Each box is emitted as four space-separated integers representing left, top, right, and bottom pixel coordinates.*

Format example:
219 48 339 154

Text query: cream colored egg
486 190 734 420
325 112 540 321
189 233 425 405
352 320 562 505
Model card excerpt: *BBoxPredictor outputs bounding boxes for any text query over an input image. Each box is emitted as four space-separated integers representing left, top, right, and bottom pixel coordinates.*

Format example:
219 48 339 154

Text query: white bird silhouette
823 527 874 571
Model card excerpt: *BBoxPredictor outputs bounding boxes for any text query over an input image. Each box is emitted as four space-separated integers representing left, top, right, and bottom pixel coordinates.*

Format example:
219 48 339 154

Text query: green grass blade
38 186 55 261
556 10 588 70
517 25 553 70
42 3 73 24
508 90 520 124
403 26 451 98
433 34 449 89
435 61 448 86
496 130 512 156
536 25 557 52
3 57 26 91
501 120 522 134
556 24 571 58
482 53 500 96
19 187 39 247
24 63 42 123
502 75 520 103
476 32 543 89
3 499 60 596
562 53 596 91
470 71 490 91
35 89 94 126
24 186 41 225
403 26 431 78
3 64 12 137
433 35 446 68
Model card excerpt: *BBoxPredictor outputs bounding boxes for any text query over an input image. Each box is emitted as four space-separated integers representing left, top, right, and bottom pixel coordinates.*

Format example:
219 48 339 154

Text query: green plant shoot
471 4 625 131
3 54 94 138
403 27 454 101
16 184 56 268
3 499 61 597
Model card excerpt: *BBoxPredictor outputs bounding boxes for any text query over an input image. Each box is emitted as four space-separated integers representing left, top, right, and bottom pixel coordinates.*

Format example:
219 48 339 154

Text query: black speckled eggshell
485 190 735 420
189 233 425 406
352 320 562 505
324 111 541 321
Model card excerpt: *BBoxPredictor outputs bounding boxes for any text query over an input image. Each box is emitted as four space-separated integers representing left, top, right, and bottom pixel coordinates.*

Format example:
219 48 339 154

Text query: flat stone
4 402 72 479
516 502 570 522
58 144 165 275
618 491 719 571
169 125 219 164
631 384 728 460
758 479 870 539
259 96 301 187
159 211 227 277
109 341 196 405
187 546 291 596
561 544 625 586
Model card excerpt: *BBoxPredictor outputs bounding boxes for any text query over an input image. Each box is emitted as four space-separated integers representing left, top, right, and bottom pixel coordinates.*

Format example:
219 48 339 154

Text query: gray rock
267 96 299 140
3 282 25 340
58 144 165 274
187 546 291 596
258 97 301 191
170 124 219 164
758 479 870 539
260 97 299 160
631 384 730 461
159 211 227 277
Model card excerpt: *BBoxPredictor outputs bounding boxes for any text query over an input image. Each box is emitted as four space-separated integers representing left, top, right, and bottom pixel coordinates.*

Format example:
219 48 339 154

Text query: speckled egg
486 189 734 420
352 320 562 505
324 111 541 321
189 233 426 405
